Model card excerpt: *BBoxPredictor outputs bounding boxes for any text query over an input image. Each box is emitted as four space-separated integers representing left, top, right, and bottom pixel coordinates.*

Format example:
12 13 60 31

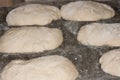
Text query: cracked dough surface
1 55 79 80
6 4 61 26
0 27 63 53
61 1 115 21
99 49 120 77
77 23 120 46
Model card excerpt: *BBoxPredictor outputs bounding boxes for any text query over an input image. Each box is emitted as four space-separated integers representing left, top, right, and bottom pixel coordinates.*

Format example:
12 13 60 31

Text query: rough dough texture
1 55 79 80
0 27 63 53
77 23 120 46
61 1 115 21
99 49 120 77
6 4 61 26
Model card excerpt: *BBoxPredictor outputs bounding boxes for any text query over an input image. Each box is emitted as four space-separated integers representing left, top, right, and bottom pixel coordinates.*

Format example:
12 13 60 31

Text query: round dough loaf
1 55 79 80
6 4 61 26
77 23 120 46
0 27 63 53
61 1 115 21
99 49 120 77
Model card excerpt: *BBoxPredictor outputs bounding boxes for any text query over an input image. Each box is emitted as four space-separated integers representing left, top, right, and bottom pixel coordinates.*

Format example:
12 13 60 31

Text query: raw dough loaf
6 4 61 26
1 55 79 80
0 27 63 53
77 23 120 46
61 1 115 21
99 49 120 77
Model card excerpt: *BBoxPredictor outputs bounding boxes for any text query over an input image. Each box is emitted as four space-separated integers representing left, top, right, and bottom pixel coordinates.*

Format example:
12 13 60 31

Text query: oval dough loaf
99 49 120 77
0 27 63 53
77 23 120 46
1 55 79 80
61 1 115 21
6 4 61 26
